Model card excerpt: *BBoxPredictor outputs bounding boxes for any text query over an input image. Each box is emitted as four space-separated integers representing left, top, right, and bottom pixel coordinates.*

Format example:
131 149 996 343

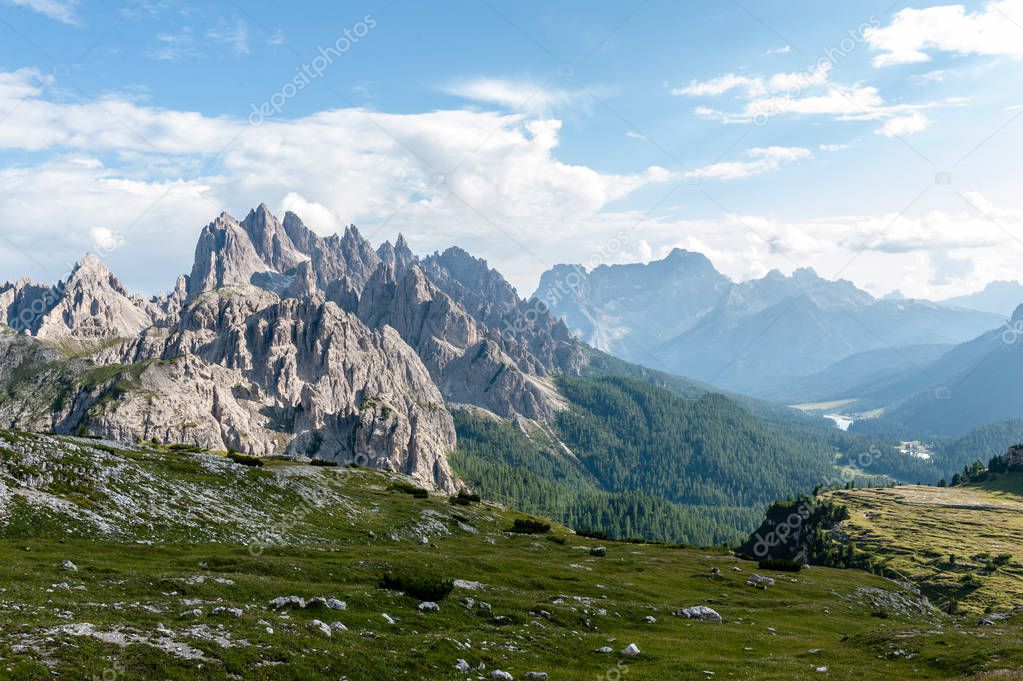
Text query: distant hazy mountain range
938 281 1023 316
847 303 1023 438
533 250 1010 398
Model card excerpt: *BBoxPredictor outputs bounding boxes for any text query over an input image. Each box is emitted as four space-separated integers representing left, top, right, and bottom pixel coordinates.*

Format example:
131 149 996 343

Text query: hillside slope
741 472 1023 617
2 431 1021 680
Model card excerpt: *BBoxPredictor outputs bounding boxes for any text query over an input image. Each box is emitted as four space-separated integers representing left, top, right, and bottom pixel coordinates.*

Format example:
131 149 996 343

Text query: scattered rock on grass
674 606 723 623
621 643 641 656
269 596 305 610
210 607 242 618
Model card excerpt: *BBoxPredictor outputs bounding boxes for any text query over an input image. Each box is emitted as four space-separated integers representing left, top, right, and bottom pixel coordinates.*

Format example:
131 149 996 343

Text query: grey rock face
358 263 563 419
423 247 583 377
90 293 457 491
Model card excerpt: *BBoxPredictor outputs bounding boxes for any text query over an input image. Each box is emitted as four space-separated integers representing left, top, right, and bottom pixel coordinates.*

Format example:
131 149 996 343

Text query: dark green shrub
379 570 454 601
574 528 609 541
388 482 429 498
309 458 339 467
449 489 482 506
227 451 264 467
510 518 551 534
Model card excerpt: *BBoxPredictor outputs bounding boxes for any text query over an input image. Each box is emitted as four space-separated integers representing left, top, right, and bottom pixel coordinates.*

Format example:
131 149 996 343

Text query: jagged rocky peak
377 233 416 279
187 212 271 299
0 253 155 340
240 203 309 273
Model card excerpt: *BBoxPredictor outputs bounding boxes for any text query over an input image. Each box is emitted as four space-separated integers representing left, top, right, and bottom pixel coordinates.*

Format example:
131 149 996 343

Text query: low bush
509 518 551 534
379 570 454 601
449 489 481 506
309 458 339 467
574 528 609 541
388 482 429 499
227 451 264 467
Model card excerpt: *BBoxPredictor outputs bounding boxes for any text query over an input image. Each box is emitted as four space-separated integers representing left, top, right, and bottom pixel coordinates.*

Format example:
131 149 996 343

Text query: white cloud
867 0 1023 67
150 29 203 62
767 45 792 55
594 195 1023 299
683 146 811 181
0 69 674 293
819 143 851 152
877 111 930 137
912 69 947 84
625 130 647 140
0 66 1013 301
672 63 830 99
445 78 586 113
672 73 762 97
678 60 947 135
3 0 78 24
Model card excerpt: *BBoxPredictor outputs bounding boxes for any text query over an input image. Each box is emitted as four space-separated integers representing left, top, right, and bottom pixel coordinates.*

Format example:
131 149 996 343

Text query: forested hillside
450 375 840 544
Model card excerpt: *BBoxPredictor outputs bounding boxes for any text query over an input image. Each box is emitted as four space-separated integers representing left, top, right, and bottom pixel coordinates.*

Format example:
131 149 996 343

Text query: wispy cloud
683 146 811 181
876 111 929 137
674 61 947 136
4 0 78 25
444 78 588 113
205 18 249 55
149 28 202 61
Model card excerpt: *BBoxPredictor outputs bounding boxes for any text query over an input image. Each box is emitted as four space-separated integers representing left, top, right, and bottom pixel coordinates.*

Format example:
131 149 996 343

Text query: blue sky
0 0 1021 299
